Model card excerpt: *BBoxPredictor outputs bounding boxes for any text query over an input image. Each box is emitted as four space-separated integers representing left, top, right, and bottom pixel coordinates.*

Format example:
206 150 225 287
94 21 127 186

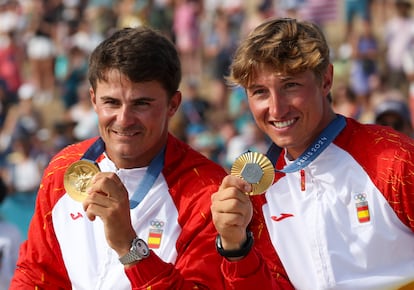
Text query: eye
284 82 300 89
102 98 119 105
134 99 151 106
255 88 267 95
248 87 267 97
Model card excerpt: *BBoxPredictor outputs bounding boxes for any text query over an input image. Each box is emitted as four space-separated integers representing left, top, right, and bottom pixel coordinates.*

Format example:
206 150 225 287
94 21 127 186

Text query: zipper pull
300 169 305 191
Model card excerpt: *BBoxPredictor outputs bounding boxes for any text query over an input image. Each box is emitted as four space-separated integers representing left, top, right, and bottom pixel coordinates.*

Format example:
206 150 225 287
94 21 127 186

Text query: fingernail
245 184 251 192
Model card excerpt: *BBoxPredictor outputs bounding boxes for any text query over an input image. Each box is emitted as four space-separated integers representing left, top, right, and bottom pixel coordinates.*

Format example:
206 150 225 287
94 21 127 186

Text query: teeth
116 131 136 136
273 119 295 129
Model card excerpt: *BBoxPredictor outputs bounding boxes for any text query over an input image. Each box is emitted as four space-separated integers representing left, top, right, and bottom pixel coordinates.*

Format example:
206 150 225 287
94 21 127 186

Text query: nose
117 105 136 126
268 90 285 117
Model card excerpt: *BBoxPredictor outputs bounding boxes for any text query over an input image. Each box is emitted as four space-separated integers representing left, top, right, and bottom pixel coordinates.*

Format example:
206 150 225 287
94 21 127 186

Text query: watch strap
119 237 150 265
216 230 254 258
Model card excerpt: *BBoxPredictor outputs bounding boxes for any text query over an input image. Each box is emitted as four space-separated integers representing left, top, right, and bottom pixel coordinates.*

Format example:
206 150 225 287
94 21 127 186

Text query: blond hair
228 18 330 87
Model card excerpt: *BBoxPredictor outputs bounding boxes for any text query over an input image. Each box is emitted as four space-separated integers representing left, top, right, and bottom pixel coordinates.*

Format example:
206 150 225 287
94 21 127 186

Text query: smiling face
90 70 181 169
246 64 335 159
228 19 338 159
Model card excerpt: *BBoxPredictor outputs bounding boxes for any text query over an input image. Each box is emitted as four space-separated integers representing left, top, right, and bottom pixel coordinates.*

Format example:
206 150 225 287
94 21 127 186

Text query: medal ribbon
81 137 165 209
266 114 346 173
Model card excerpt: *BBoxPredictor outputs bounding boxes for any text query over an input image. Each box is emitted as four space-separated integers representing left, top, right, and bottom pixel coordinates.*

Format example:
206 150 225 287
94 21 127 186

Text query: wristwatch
119 237 150 265
216 230 254 258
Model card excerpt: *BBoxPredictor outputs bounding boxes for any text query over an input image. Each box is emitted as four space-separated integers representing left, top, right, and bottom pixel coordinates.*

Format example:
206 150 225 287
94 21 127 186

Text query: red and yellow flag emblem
148 220 165 249
354 193 370 223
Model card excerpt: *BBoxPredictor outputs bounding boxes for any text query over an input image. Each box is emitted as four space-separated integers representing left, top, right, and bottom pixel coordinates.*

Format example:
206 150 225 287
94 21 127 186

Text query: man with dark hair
11 26 227 289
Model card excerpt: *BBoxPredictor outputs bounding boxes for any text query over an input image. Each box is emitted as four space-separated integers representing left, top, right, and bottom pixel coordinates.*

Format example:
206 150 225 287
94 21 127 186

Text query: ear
168 91 182 117
90 87 97 110
321 64 334 96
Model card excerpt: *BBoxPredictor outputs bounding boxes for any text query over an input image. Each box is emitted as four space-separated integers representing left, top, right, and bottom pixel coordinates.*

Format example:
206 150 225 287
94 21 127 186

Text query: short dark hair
88 26 181 98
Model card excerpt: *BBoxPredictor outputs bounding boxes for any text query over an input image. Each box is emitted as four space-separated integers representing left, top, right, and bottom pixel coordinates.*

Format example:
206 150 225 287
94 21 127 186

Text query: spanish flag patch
354 193 370 223
148 219 165 249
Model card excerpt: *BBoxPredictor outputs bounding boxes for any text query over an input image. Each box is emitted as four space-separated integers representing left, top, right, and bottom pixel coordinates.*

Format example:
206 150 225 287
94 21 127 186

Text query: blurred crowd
0 1 413 285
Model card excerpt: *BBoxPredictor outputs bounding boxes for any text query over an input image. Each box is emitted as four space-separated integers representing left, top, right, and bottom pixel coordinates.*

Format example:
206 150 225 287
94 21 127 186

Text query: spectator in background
204 7 238 110
275 0 306 19
224 121 270 169
173 0 202 78
240 1 275 39
25 21 56 103
0 0 24 103
187 127 224 163
384 0 414 94
227 85 254 133
219 0 245 39
0 175 21 290
0 83 43 158
343 0 372 42
0 134 42 239
180 78 211 141
369 72 406 114
147 0 174 40
374 98 413 137
60 46 89 110
0 79 12 130
68 18 104 57
65 80 99 141
0 31 23 104
50 120 77 156
299 0 337 30
348 18 379 111
215 118 238 170
83 0 117 38
332 83 362 120
0 0 21 36
115 0 146 29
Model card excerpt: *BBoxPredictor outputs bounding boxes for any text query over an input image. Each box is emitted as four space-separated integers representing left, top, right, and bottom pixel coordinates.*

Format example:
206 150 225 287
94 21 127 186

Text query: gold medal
64 160 100 202
231 151 274 195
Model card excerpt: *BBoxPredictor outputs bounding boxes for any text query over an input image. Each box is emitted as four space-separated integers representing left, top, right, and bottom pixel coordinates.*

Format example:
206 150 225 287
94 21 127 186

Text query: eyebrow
246 84 262 90
247 75 295 90
98 95 155 101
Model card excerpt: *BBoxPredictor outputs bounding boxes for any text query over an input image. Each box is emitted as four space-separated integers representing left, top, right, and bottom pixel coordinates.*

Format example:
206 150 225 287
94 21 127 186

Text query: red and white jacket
222 117 414 290
11 134 228 289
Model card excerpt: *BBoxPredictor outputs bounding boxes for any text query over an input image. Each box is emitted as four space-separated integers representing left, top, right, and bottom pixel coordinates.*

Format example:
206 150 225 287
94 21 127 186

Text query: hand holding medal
64 160 100 202
230 151 274 195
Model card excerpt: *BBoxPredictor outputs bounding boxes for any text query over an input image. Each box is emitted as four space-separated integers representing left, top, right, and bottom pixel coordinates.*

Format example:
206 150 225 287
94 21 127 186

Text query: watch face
135 239 150 257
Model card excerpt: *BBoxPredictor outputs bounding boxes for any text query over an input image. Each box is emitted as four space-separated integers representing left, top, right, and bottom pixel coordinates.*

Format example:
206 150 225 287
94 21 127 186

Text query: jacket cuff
124 251 174 286
221 247 261 278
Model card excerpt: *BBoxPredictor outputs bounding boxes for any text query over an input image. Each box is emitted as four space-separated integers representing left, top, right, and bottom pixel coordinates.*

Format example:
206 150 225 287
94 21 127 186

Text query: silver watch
119 237 150 265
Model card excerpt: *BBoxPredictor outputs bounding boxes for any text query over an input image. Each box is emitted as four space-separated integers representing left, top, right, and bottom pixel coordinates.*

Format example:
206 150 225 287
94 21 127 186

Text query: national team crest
354 193 370 223
147 219 165 249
